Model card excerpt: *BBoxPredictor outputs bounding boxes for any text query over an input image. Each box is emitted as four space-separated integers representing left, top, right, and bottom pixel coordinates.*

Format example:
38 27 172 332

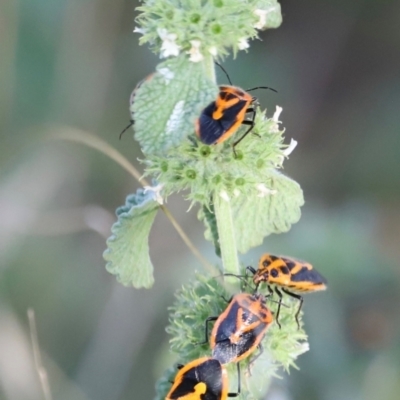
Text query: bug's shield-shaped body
166 357 228 400
254 254 327 292
195 86 253 145
210 293 273 364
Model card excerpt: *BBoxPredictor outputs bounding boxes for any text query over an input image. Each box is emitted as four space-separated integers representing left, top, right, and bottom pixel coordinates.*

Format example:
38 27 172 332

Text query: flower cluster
144 106 295 205
135 0 282 61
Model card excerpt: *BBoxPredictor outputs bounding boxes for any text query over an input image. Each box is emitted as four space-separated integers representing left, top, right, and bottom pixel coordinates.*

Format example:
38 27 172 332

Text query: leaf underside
103 188 160 288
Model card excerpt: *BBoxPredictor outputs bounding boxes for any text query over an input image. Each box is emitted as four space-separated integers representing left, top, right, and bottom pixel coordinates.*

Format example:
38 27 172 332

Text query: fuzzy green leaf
132 55 218 155
231 170 304 254
103 188 160 288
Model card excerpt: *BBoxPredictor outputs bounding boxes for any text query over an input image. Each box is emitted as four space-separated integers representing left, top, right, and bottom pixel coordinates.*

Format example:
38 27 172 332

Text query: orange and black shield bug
119 73 154 139
166 357 240 400
195 63 276 154
199 293 273 365
248 253 327 329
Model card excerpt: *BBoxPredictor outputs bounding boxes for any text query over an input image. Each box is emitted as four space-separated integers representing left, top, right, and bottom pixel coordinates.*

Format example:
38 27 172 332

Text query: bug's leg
282 288 303 330
196 316 218 345
224 271 255 292
119 120 134 139
244 266 259 294
228 363 241 397
244 108 261 138
215 62 233 85
247 343 264 376
223 273 247 281
245 266 256 276
232 108 257 153
221 295 233 304
273 286 283 329
245 86 277 93
266 284 274 298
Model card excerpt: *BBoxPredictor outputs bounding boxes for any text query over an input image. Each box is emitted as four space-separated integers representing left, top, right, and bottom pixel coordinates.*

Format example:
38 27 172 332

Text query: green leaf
103 188 160 288
231 170 304 254
132 55 218 155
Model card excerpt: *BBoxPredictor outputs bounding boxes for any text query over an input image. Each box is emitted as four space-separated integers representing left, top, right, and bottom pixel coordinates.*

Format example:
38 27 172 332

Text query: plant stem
203 55 216 82
204 57 240 287
213 192 240 288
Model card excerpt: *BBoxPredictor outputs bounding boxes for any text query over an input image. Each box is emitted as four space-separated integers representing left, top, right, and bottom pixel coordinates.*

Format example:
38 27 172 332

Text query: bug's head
253 254 272 283
255 254 291 285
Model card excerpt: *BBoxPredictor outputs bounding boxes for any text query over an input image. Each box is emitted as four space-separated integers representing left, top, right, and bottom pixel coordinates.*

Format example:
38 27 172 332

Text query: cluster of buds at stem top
135 0 282 61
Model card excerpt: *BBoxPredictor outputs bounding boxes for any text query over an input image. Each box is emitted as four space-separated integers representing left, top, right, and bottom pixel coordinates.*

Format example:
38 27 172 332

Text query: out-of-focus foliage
1 1 400 400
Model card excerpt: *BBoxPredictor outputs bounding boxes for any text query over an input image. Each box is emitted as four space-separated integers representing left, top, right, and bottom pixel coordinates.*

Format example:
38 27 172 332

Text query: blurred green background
1 0 400 399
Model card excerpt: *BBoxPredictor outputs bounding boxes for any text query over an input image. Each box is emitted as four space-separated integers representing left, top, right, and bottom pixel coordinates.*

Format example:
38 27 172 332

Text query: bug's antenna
215 62 233 86
246 86 277 93
119 120 134 140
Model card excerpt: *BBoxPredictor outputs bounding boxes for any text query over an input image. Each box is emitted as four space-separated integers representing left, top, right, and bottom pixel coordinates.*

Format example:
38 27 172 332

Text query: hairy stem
203 55 216 82
205 58 240 287
213 192 240 288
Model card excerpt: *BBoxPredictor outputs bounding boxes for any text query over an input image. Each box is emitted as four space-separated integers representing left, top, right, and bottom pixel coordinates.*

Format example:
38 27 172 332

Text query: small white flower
187 40 203 62
275 156 284 167
256 183 277 198
282 138 298 157
208 46 218 56
133 26 146 34
219 190 230 202
157 67 174 83
254 8 271 30
272 105 283 122
233 188 241 197
271 106 283 133
143 183 164 205
157 28 181 58
238 38 250 50
296 342 310 356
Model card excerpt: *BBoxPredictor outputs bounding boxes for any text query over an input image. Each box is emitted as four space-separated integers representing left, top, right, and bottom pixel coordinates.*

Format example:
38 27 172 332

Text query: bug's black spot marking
270 269 279 278
280 266 290 275
285 261 296 270
258 311 267 320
